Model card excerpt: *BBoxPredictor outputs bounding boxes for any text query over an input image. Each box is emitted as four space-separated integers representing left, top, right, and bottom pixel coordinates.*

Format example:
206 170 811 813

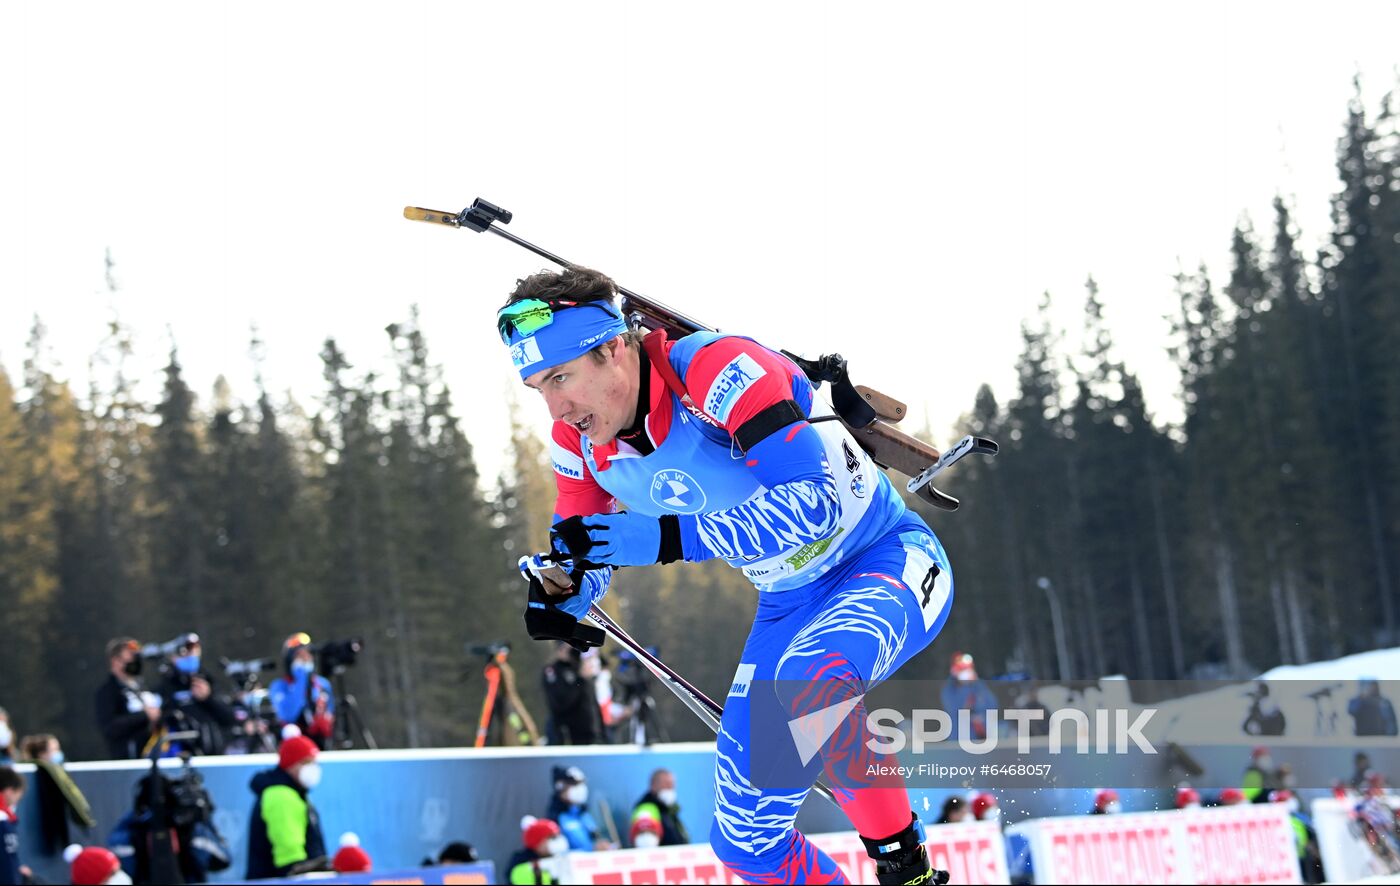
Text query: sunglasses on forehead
496 297 622 344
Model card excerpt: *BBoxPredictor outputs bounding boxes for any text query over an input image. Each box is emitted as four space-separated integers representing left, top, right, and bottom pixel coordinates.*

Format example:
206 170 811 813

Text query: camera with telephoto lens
468 641 511 660
317 637 364 676
221 656 278 690
141 632 200 660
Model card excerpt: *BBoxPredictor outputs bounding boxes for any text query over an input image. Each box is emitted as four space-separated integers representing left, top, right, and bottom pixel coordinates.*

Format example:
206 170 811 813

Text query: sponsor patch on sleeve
550 438 586 479
703 353 767 424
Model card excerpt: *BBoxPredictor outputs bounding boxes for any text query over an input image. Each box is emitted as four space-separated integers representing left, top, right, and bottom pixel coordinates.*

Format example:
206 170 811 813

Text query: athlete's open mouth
576 415 593 432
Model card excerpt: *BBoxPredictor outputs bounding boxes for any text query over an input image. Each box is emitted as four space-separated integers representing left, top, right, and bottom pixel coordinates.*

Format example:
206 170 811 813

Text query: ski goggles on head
495 297 620 344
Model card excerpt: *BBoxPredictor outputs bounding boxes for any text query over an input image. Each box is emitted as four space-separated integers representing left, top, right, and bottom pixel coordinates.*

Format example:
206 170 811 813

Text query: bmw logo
650 468 707 514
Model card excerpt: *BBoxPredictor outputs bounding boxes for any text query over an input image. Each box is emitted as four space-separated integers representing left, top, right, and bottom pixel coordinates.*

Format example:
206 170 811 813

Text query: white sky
2 2 1397 485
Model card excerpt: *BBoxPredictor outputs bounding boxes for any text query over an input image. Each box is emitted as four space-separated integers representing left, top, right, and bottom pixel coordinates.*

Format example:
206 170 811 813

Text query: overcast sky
3 1 1397 484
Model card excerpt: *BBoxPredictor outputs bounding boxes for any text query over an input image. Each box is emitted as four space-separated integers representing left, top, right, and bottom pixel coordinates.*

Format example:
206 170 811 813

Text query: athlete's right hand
518 554 606 650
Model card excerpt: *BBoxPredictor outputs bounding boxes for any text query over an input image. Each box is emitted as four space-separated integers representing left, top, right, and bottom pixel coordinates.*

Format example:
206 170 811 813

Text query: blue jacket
546 797 598 851
268 672 336 727
0 798 21 886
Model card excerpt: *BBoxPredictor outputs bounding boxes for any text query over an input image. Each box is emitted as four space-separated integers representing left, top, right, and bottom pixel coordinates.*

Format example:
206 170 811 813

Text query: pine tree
148 344 211 637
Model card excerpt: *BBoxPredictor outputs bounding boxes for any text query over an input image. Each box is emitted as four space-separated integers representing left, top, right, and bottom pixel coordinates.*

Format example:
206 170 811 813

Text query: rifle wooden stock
848 418 941 477
854 385 906 423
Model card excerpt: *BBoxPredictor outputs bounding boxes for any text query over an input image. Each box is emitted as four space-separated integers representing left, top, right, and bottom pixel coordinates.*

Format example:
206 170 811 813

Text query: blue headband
505 303 629 380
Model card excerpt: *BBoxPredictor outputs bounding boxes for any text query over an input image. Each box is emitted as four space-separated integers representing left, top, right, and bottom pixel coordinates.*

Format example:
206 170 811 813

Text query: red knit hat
66 844 121 886
971 792 998 820
332 832 372 873
279 735 319 770
523 817 562 853
630 815 662 844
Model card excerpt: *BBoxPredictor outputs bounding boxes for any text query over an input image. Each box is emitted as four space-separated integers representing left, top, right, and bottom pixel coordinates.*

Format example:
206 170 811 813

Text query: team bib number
900 541 950 632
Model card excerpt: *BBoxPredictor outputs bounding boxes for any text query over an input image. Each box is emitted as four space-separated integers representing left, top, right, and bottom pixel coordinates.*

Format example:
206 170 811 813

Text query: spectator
0 709 13 766
630 768 689 847
245 735 327 880
583 651 630 745
65 843 129 885
1090 789 1121 815
332 833 371 874
1218 787 1247 806
542 643 600 746
268 633 336 750
1242 746 1283 803
1175 786 1201 810
435 841 479 865
0 767 31 886
971 792 1001 823
935 796 967 824
1243 681 1286 736
546 766 610 851
631 816 663 849
1349 678 1398 737
1270 790 1324 884
1349 752 1374 791
509 817 569 885
19 734 95 854
155 634 238 756
940 652 1000 741
95 637 162 760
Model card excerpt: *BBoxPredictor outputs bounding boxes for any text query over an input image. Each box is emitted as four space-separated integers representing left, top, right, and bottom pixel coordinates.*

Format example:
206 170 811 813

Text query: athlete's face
524 337 638 446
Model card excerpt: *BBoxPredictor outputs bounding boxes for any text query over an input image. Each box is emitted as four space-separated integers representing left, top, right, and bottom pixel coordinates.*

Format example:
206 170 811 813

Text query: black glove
519 555 605 651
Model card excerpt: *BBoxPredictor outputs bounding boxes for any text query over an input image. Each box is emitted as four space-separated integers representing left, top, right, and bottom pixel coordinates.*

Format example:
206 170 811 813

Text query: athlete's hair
505 265 618 308
504 266 644 360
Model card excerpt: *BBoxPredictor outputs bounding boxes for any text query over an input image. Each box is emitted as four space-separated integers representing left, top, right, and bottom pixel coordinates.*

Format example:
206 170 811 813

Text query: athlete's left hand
551 512 679 568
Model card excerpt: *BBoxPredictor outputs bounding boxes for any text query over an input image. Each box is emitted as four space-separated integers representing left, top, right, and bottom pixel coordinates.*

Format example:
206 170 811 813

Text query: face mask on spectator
1103 801 1121 815
1256 755 1273 770
565 784 588 806
298 762 322 789
983 807 1002 823
657 788 677 807
174 655 201 674
633 832 660 849
545 835 569 857
51 750 65 766
123 657 143 677
1286 797 1300 813
292 659 315 676
108 872 134 885
0 725 10 749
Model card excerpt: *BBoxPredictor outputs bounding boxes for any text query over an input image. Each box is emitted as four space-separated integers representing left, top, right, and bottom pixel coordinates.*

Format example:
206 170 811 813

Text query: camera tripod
328 669 378 750
615 660 670 746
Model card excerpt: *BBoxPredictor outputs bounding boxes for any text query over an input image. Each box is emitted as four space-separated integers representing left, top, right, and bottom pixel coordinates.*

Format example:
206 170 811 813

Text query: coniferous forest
2 83 1399 759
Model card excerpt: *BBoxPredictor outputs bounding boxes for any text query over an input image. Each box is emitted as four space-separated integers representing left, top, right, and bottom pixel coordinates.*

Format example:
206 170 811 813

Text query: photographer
542 642 599 746
95 638 162 760
154 634 237 756
222 657 280 755
268 634 335 749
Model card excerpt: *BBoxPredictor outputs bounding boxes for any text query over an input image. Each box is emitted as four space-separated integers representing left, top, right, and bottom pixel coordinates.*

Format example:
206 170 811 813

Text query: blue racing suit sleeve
675 420 841 562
